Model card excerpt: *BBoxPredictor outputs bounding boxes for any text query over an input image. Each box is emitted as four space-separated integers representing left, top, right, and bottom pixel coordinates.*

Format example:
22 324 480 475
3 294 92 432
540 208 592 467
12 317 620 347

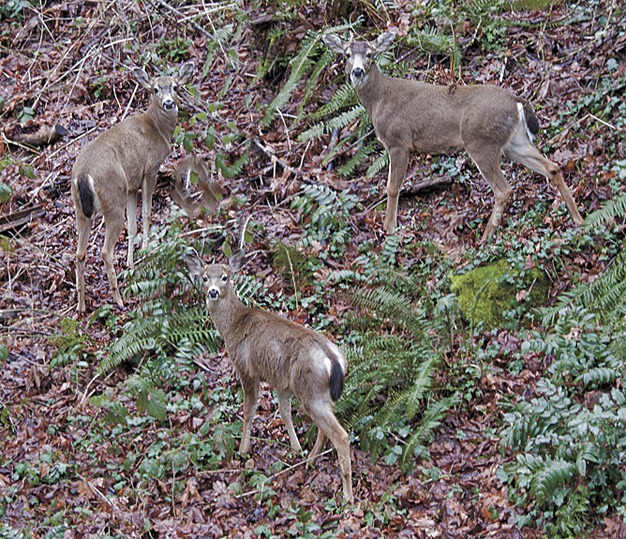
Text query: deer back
357 66 524 155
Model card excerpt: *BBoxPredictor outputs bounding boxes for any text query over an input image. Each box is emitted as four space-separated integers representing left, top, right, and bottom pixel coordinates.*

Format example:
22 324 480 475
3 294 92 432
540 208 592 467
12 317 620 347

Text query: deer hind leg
239 377 260 454
468 149 513 242
126 192 138 268
102 209 125 307
276 390 302 452
504 130 583 225
75 210 92 312
309 428 327 461
307 402 353 502
383 147 410 234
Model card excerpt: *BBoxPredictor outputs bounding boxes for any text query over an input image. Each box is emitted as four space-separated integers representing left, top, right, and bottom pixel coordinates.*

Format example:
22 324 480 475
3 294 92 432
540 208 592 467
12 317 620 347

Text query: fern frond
531 458 576 503
402 394 460 465
583 192 626 231
366 151 388 179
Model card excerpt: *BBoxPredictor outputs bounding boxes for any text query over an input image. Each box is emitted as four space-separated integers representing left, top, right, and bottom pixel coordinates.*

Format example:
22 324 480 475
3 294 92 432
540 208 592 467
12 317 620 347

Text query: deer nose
162 99 176 111
352 67 364 79
208 288 220 300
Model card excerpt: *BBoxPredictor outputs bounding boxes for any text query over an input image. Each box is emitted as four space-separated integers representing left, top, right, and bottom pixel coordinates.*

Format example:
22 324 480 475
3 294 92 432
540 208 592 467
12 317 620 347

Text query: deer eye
221 274 228 283
366 52 372 58
346 52 352 58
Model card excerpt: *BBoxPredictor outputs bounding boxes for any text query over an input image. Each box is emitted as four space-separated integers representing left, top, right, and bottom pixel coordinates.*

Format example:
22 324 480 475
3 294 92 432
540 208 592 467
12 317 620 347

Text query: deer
185 251 353 503
71 61 195 312
323 32 584 241
170 155 226 219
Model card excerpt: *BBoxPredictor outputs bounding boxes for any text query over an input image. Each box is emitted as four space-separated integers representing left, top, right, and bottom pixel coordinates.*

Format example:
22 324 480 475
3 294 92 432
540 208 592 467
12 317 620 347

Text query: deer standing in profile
323 32 583 240
185 252 353 503
71 61 195 312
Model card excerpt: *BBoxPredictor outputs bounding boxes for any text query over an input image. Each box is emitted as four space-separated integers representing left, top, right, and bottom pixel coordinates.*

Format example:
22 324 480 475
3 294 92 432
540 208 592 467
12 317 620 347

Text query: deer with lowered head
171 155 226 219
71 61 195 312
323 32 583 241
185 251 353 503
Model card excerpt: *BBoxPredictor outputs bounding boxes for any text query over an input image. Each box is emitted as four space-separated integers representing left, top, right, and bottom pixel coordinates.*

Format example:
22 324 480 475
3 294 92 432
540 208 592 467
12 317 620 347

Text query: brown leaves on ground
1 0 625 537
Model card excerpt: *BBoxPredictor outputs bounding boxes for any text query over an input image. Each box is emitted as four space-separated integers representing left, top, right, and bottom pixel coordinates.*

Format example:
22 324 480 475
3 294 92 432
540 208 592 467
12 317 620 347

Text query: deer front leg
141 174 157 252
126 192 137 268
383 147 409 234
276 390 302 452
239 377 260 455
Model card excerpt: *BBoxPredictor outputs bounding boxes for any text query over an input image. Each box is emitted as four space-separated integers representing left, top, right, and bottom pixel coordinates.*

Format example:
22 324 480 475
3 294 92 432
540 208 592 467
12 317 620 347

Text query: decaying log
0 205 45 235
8 124 67 148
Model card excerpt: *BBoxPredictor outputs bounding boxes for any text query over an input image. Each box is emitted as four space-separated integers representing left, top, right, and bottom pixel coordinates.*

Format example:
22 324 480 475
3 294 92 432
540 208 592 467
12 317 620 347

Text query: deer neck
355 63 386 116
207 286 247 343
146 100 178 143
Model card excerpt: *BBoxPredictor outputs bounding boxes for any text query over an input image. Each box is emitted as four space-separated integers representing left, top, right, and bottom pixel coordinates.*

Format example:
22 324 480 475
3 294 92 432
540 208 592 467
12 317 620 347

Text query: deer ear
374 32 395 53
132 67 152 90
177 61 195 85
228 249 246 272
184 251 204 276
323 34 347 55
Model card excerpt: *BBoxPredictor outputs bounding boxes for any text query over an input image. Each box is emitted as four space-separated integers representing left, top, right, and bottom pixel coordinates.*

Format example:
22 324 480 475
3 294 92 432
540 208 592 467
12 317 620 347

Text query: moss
450 259 550 329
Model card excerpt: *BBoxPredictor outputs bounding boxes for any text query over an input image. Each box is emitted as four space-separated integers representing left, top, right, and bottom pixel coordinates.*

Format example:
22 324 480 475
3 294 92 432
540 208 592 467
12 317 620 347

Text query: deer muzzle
162 99 177 111
208 288 220 300
352 67 364 80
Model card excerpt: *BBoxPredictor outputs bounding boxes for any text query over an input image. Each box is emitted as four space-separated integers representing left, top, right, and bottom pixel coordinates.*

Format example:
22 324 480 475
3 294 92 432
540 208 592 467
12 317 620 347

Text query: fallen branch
0 206 45 235
8 124 67 148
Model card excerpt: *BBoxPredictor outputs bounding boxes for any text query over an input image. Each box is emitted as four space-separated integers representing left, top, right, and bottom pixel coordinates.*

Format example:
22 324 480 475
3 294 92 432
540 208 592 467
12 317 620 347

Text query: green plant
500 306 626 537
0 0 30 21
290 184 359 260
261 22 358 127
338 267 460 467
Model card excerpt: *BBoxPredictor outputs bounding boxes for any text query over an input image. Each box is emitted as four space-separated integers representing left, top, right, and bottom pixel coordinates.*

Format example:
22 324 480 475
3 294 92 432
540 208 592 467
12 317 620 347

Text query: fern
262 21 359 127
338 267 458 465
532 459 577 503
501 305 626 536
366 151 388 179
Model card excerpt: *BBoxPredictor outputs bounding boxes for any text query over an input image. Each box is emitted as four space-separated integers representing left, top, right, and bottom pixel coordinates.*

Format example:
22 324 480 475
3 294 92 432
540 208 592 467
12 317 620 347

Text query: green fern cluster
262 22 358 127
500 307 626 537
337 272 460 467
290 184 359 258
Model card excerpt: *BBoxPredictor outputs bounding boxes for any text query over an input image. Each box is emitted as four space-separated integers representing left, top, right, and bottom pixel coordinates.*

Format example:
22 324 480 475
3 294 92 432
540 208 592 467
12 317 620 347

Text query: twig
235 447 334 499
253 138 300 177
147 0 219 44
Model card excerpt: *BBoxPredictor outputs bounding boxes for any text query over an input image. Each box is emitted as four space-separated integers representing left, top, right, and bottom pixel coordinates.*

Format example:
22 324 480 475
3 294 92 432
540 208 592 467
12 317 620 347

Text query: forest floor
1 1 625 537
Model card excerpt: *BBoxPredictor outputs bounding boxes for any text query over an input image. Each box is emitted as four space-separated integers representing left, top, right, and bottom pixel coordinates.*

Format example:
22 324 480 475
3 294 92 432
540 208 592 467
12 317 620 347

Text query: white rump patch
312 346 333 378
517 102 535 142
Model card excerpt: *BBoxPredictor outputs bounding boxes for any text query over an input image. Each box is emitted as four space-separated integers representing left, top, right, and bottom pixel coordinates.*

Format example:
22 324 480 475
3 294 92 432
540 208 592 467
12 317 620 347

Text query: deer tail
329 358 345 402
517 99 539 138
76 173 95 218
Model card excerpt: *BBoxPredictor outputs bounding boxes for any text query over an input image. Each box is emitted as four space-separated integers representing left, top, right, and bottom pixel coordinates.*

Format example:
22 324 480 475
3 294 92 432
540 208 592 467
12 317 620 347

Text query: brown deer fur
71 61 194 312
323 32 583 240
171 156 225 218
186 255 353 502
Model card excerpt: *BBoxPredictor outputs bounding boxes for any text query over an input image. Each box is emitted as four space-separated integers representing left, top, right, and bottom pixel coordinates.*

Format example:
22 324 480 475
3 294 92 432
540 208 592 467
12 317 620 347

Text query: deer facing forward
71 61 194 312
323 32 583 240
186 254 353 503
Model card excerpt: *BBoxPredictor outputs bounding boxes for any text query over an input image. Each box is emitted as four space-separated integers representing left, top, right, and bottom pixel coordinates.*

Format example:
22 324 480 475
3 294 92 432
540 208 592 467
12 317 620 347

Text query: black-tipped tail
523 102 539 136
77 174 95 218
329 359 345 402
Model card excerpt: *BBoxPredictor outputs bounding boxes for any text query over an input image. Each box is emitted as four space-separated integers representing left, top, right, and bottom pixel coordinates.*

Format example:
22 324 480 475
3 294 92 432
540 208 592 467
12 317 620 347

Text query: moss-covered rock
450 259 550 329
